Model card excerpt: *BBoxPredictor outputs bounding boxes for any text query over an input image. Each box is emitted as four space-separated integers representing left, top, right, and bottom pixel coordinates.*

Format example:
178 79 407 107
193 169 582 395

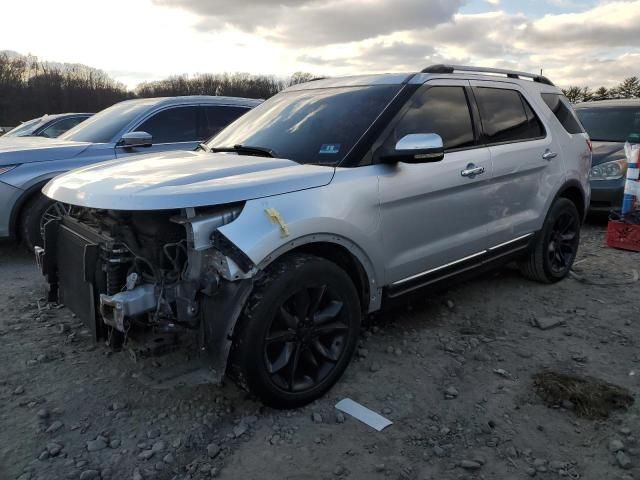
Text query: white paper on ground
335 398 393 431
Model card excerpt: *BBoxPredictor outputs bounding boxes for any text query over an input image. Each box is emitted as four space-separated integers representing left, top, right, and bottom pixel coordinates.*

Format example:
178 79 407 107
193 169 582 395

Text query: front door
376 81 493 291
115 105 201 158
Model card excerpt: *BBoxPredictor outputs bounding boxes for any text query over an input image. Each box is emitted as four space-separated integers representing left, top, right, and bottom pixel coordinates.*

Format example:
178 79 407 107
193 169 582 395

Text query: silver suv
38 65 591 408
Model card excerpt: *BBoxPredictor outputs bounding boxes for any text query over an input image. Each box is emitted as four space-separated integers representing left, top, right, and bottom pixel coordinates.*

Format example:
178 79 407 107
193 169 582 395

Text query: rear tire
519 198 581 283
228 253 361 409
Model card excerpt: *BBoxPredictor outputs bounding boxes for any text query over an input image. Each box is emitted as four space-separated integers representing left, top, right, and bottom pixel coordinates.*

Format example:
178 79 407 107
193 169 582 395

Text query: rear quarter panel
528 85 591 213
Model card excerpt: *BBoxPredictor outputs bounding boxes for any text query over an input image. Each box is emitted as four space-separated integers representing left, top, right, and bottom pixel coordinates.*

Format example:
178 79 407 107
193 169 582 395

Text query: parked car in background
0 96 261 251
574 99 640 212
1 113 93 139
38 65 590 408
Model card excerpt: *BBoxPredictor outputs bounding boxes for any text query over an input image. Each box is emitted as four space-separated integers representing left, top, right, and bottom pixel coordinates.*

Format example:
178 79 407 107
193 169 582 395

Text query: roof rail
421 64 555 86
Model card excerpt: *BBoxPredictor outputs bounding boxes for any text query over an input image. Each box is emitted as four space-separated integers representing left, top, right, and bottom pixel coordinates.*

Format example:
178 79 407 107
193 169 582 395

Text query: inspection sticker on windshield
319 144 341 154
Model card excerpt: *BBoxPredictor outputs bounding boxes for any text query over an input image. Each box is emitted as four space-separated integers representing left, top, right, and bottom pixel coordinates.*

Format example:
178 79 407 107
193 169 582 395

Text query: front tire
19 194 70 253
228 253 361 409
519 198 581 283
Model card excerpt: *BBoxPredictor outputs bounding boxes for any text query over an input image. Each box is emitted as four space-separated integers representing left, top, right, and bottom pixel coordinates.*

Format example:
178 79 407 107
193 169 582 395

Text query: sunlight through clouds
0 0 638 88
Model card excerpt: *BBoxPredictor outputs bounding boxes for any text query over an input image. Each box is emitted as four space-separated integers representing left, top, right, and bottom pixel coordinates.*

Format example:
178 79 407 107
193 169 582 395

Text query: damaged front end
38 203 256 383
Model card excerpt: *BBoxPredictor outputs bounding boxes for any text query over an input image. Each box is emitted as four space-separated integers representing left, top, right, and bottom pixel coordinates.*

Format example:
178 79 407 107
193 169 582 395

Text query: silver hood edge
43 150 335 210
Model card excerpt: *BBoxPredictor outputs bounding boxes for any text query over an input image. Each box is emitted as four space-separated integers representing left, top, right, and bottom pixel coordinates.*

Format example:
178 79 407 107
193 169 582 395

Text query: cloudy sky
1 0 638 89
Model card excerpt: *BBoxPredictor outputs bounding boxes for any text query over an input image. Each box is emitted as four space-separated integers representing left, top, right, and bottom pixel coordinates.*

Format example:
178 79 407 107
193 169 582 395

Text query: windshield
60 100 153 143
575 107 640 143
4 117 44 137
206 85 402 165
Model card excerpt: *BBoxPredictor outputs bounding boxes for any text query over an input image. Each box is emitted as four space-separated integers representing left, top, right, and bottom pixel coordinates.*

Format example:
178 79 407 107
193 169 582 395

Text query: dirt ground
1 221 639 480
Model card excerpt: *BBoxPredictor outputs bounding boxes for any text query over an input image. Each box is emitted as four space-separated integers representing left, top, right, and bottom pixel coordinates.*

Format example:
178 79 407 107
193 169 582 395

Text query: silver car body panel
43 151 335 210
42 72 591 316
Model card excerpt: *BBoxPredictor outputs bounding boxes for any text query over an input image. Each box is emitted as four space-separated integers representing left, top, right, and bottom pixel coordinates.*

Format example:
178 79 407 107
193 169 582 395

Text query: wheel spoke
266 329 296 345
278 306 298 329
312 338 339 362
267 342 295 373
293 290 311 320
308 285 327 316
313 300 343 325
288 344 302 391
313 321 349 337
556 214 571 233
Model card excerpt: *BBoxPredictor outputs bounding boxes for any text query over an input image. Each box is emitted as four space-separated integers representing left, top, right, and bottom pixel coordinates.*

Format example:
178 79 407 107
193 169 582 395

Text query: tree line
0 52 132 125
0 52 315 125
2 51 639 125
562 77 640 103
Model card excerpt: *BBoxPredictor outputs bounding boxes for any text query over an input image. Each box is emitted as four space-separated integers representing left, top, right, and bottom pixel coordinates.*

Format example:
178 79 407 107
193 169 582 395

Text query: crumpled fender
217 167 384 312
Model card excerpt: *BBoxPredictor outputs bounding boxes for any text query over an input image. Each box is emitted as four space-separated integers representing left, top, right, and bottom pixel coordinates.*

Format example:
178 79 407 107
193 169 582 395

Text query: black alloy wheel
547 210 579 275
229 253 361 408
519 197 581 283
264 285 349 393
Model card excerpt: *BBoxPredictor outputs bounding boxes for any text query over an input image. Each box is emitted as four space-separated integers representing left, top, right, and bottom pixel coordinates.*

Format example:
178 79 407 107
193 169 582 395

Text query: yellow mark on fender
265 208 290 237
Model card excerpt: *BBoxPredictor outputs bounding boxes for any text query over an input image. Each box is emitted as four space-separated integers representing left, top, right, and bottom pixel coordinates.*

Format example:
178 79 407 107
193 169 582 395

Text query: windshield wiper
196 143 210 152
209 144 278 158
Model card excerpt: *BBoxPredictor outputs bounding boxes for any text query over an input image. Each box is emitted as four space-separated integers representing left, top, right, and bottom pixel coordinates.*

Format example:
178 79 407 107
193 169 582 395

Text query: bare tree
0 52 130 125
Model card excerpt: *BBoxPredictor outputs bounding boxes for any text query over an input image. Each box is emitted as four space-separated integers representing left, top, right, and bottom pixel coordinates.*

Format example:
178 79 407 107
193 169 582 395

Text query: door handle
542 150 558 161
461 164 485 178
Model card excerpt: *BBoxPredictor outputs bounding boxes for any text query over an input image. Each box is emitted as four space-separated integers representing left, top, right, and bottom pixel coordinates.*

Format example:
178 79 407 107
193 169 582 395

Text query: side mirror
120 131 152 148
381 133 444 164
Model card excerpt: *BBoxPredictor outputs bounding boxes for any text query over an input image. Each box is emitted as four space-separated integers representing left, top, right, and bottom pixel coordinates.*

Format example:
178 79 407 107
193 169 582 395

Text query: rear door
470 80 565 248
376 80 493 290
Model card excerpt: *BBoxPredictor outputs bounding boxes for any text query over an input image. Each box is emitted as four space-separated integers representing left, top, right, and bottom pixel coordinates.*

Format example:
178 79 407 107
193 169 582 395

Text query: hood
591 141 625 166
43 150 335 210
0 136 91 165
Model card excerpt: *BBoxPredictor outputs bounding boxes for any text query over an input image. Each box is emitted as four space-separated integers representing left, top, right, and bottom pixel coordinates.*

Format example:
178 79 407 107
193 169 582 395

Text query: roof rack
421 64 555 86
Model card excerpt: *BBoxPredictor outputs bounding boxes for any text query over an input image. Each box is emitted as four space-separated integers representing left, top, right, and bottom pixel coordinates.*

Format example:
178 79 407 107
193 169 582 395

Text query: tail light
586 138 593 152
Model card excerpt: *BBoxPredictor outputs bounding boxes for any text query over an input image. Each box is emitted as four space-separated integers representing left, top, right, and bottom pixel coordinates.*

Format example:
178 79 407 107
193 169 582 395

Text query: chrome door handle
461 164 485 178
542 150 558 161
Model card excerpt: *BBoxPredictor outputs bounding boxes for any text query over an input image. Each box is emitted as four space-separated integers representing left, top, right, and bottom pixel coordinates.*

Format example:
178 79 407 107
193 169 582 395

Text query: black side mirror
380 133 445 164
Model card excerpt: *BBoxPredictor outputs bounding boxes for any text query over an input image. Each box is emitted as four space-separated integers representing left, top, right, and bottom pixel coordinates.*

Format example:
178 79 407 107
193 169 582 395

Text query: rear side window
541 93 584 134
380 86 475 153
136 106 198 144
475 88 544 144
40 117 86 138
200 106 250 141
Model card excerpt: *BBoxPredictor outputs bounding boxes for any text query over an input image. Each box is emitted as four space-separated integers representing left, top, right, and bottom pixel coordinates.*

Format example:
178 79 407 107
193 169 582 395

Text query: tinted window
541 93 584 134
137 106 198 144
207 85 401 165
475 88 544 144
575 107 640 143
40 117 87 138
381 86 475 153
61 100 156 143
201 106 249 140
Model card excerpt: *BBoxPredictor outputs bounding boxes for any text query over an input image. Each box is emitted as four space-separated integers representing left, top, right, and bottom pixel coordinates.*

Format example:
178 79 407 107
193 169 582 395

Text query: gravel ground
1 221 639 480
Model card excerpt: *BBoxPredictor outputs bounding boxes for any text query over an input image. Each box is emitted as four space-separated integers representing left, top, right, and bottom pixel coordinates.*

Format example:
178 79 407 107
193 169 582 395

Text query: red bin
607 219 640 252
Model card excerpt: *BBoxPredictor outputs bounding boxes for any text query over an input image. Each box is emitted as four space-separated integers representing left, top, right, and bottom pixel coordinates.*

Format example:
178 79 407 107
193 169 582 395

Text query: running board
387 233 534 298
